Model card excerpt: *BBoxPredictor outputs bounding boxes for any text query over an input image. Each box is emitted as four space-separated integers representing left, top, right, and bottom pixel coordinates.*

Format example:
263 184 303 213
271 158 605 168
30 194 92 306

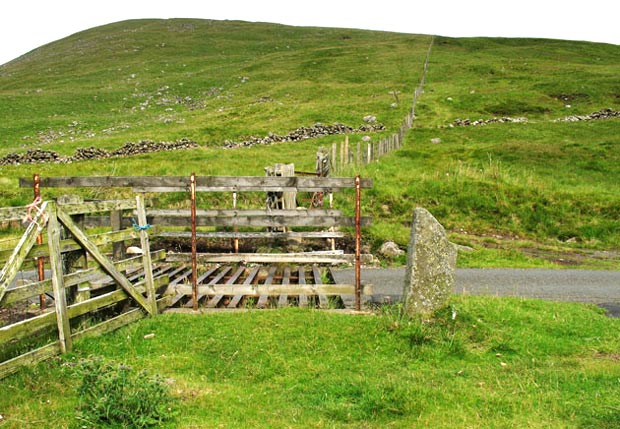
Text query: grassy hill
1 19 619 268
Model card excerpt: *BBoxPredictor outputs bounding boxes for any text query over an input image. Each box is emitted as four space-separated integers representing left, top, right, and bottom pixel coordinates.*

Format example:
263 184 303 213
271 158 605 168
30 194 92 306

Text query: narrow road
331 268 620 317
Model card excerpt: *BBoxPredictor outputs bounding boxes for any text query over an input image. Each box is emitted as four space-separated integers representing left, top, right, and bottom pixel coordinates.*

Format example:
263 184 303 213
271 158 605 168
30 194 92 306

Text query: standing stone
402 208 457 318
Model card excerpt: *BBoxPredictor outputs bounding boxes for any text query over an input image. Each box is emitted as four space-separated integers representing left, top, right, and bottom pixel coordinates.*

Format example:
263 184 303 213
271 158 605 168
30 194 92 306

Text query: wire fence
330 36 433 174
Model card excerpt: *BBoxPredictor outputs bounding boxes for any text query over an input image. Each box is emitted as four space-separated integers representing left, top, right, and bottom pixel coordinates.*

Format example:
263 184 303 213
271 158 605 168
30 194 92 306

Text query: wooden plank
258 266 277 309
0 311 55 345
206 266 232 285
158 231 345 239
136 195 157 315
58 199 137 216
282 266 291 285
312 265 328 308
0 342 61 380
298 267 306 285
227 294 244 309
0 202 48 304
264 266 277 285
169 268 193 286
0 228 140 263
243 267 260 285
20 176 373 190
226 266 246 285
206 294 225 308
277 294 289 308
257 294 270 309
196 265 220 284
56 207 153 315
299 294 308 307
169 283 365 296
46 203 73 353
184 294 206 309
166 252 373 265
147 210 371 228
169 293 187 308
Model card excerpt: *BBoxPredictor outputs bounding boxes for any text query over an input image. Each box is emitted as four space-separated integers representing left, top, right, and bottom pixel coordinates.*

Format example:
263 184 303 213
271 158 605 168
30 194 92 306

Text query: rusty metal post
233 192 239 253
355 175 361 311
190 173 198 311
33 173 46 310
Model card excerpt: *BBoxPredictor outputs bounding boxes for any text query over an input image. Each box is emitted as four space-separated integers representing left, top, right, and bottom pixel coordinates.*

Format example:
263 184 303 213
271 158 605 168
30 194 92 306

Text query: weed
72 355 177 428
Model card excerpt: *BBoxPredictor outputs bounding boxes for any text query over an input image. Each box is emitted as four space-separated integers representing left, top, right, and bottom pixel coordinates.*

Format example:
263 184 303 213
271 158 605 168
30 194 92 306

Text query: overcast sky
1 0 618 66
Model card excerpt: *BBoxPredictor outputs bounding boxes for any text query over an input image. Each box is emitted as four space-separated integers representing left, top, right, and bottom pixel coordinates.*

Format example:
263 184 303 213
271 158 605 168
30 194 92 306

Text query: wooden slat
298 267 306 285
206 266 232 285
196 266 220 284
169 268 193 286
299 294 308 307
243 267 260 285
205 294 225 308
277 294 288 308
227 294 244 309
146 210 371 228
166 252 372 265
257 295 270 309
46 203 73 353
225 266 246 285
158 231 345 239
168 283 368 296
312 265 328 307
20 176 373 191
0 228 140 263
264 266 277 285
0 202 48 304
281 266 291 285
57 199 137 215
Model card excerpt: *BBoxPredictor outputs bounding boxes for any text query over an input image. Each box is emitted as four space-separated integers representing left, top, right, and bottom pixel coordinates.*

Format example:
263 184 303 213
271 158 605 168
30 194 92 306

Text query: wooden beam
46 202 73 353
166 252 374 265
136 195 157 315
20 176 373 191
168 283 374 296
0 228 140 264
55 206 153 315
0 202 48 304
158 231 346 239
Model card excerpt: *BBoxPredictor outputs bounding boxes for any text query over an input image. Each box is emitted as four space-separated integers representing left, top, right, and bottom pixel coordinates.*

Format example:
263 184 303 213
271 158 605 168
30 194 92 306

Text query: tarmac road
331 268 620 317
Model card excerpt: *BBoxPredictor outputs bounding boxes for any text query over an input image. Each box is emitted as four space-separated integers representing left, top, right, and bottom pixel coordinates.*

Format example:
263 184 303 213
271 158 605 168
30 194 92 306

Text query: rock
126 246 143 255
431 138 442 144
402 208 457 319
363 115 377 123
379 241 404 258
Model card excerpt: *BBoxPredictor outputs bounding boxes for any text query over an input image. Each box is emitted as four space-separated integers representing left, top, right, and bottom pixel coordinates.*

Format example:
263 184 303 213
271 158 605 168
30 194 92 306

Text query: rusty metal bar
190 173 198 311
33 173 46 310
355 175 361 311
233 192 239 253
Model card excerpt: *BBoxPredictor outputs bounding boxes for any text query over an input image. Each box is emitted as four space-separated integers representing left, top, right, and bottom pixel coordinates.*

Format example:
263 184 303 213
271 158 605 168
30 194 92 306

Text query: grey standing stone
402 208 457 318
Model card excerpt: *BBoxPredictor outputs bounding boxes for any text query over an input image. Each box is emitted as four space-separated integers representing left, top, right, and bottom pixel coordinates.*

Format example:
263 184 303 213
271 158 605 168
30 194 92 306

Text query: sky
1 0 619 66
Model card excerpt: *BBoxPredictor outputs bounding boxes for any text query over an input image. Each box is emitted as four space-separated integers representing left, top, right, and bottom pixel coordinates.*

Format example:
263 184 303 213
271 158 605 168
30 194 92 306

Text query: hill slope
0 20 619 267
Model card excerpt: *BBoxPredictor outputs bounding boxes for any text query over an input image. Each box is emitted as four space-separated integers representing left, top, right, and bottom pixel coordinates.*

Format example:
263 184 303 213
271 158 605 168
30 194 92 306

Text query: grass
1 20 620 268
0 299 619 428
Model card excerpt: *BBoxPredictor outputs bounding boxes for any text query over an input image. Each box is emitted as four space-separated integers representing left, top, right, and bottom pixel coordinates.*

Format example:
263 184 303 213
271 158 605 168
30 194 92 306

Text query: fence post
355 176 361 312
46 202 73 353
190 173 198 311
33 173 46 310
136 194 157 315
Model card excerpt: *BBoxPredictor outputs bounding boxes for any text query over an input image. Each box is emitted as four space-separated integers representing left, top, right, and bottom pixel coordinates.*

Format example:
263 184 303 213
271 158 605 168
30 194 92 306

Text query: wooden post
136 195 157 315
190 173 198 311
356 142 361 167
110 209 125 261
33 174 46 310
367 143 372 164
46 202 73 353
331 143 338 174
355 176 361 312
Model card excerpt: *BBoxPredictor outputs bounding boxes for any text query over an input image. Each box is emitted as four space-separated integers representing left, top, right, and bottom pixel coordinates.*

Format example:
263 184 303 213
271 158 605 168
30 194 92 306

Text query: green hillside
1 19 619 267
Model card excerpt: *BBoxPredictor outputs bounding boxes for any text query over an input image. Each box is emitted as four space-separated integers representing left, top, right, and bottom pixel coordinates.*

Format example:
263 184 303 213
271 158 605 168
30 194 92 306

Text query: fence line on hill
330 36 434 174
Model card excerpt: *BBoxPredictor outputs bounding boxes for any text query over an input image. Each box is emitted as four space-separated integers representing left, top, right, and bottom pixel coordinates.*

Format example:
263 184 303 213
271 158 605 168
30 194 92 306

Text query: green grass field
1 20 618 268
1 299 619 428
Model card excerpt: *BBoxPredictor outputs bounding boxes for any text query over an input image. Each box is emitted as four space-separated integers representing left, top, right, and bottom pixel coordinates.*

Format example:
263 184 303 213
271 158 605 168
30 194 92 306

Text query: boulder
379 241 404 258
402 208 457 319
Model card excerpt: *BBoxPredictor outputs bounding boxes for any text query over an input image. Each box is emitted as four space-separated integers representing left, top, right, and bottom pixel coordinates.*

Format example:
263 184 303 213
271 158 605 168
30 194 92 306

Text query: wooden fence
0 196 171 379
330 36 433 174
